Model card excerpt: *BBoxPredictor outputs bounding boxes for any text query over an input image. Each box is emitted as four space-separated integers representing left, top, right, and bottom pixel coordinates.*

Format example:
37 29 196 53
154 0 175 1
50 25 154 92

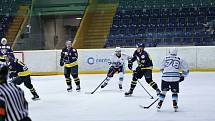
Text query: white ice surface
20 72 215 121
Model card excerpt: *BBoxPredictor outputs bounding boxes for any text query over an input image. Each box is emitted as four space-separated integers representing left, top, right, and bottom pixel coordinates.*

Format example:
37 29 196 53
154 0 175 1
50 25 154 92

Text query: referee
0 64 31 121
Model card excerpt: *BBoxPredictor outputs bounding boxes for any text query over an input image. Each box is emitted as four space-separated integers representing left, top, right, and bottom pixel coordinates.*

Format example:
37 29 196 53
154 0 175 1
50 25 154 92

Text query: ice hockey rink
18 72 215 121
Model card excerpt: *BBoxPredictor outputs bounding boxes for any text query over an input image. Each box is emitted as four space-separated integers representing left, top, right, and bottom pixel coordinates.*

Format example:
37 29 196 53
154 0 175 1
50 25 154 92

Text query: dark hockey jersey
60 47 78 67
0 44 15 58
8 59 30 77
129 50 153 69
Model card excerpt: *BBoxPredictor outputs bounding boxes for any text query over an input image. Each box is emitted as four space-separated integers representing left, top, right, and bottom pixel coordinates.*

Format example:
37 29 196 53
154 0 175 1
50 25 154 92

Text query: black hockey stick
87 77 108 94
139 98 159 109
138 80 154 99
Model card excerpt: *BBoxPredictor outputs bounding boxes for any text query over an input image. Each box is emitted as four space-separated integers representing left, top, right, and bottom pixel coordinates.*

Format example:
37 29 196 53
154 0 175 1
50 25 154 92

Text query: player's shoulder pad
165 56 170 59
143 51 150 57
62 47 67 51
144 50 149 54
174 56 181 60
72 48 77 52
6 46 10 49
133 50 138 54
121 53 126 56
121 53 127 55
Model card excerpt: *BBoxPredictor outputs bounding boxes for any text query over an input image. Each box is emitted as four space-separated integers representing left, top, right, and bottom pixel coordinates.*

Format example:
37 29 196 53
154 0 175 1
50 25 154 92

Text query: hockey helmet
1 38 7 45
115 47 121 52
65 40 72 48
169 47 178 56
66 40 72 45
136 43 145 48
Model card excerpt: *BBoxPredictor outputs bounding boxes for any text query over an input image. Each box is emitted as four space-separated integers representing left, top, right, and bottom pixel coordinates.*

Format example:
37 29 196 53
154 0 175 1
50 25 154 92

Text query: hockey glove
72 57 77 60
128 63 133 70
108 62 112 65
179 76 184 82
60 60 64 66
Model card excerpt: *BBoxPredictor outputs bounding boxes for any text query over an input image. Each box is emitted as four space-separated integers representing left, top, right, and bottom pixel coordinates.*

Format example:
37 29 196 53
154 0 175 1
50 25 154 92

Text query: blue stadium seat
107 0 214 47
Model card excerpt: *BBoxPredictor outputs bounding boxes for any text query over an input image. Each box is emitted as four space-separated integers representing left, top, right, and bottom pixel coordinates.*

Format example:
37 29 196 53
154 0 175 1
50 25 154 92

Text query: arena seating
0 0 30 39
105 0 215 47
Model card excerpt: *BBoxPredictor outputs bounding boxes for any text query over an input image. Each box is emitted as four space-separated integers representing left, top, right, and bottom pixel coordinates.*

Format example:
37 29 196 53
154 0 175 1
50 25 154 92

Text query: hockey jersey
8 59 30 77
60 47 78 68
161 55 189 82
130 50 153 69
109 53 130 68
0 44 14 58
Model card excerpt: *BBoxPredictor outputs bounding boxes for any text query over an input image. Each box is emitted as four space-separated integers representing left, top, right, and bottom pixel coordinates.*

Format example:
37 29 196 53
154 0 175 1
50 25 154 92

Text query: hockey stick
87 77 108 94
138 80 154 99
139 98 159 109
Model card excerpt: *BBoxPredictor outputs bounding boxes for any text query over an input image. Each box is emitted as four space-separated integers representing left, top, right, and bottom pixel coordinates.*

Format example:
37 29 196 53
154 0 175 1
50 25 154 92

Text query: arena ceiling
33 0 88 15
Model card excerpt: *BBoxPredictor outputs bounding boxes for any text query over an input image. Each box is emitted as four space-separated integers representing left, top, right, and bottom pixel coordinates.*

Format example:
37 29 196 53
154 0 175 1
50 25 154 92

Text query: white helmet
65 40 72 45
169 48 178 56
115 47 121 52
1 38 7 45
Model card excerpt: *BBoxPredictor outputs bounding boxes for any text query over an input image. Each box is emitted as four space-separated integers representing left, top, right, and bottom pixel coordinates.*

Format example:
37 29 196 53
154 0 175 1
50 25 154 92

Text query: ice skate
119 84 122 90
76 85 81 92
32 94 40 101
125 89 133 96
67 85 72 92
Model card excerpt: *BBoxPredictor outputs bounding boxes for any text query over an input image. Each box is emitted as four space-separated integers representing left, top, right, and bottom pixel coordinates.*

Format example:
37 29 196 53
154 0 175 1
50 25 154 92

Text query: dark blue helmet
136 43 145 48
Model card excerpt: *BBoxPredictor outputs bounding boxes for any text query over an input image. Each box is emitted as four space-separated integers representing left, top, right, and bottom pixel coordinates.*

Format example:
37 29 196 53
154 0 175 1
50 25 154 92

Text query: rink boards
14 46 215 75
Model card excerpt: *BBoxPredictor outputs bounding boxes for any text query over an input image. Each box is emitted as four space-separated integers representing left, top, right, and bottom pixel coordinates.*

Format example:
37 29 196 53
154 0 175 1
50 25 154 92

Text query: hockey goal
14 51 24 63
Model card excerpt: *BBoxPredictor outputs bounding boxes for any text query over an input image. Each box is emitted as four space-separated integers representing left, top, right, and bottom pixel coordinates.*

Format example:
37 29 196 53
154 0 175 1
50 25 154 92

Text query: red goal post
14 51 24 63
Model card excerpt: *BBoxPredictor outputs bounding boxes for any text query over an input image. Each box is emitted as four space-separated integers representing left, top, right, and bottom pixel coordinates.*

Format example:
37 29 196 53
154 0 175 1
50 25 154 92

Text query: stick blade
139 105 149 109
85 92 94 94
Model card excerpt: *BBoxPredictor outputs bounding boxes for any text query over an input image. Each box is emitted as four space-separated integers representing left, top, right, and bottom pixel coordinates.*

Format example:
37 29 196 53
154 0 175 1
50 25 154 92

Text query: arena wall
15 46 215 75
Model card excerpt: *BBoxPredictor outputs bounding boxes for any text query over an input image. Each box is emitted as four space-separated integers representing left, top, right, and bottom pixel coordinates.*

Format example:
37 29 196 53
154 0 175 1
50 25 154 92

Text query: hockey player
6 57 40 100
125 43 160 96
101 47 130 89
0 38 15 58
60 40 81 92
156 48 189 112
